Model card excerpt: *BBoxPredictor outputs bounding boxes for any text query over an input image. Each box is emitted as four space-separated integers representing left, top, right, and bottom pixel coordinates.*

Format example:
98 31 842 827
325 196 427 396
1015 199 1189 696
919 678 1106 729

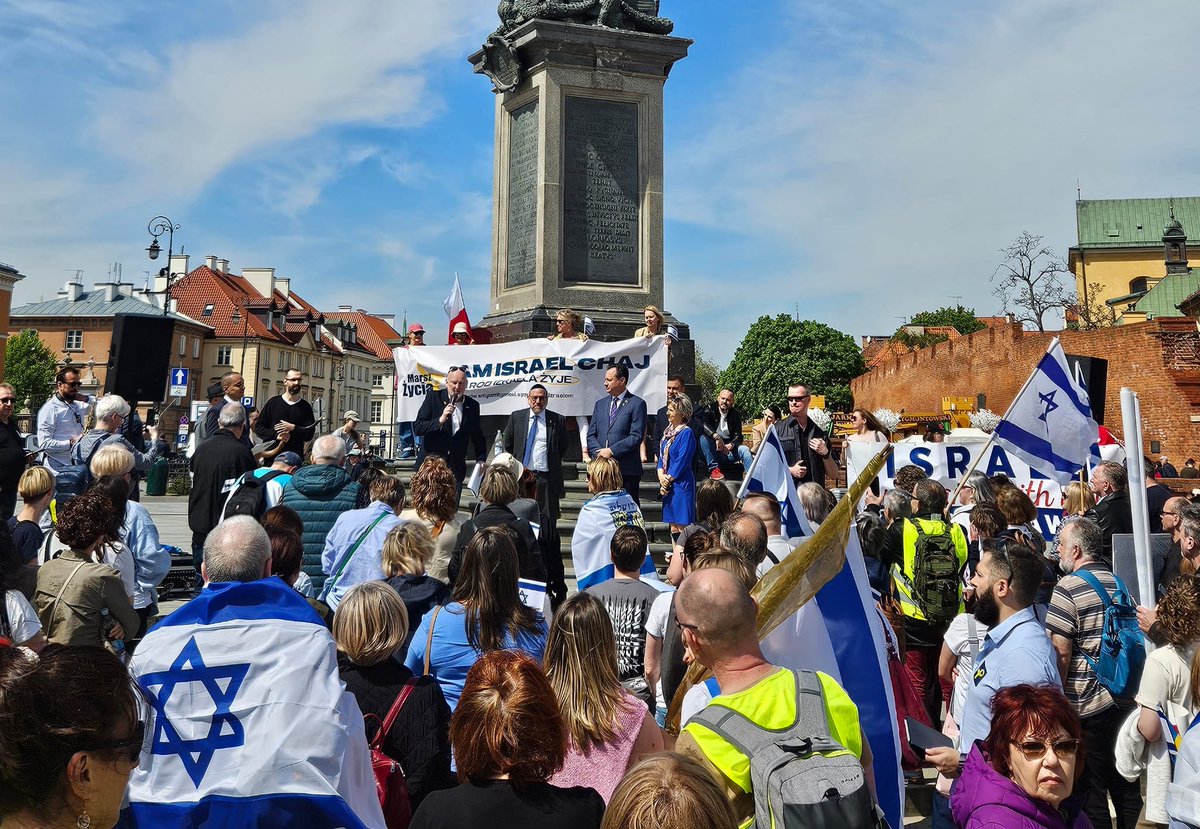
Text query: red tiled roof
322 310 403 361
170 266 325 347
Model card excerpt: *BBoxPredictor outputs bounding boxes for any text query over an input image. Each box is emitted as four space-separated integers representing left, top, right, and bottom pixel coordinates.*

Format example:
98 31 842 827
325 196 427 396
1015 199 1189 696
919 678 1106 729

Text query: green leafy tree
908 305 986 335
718 315 865 414
4 330 57 413
694 346 721 404
890 304 986 350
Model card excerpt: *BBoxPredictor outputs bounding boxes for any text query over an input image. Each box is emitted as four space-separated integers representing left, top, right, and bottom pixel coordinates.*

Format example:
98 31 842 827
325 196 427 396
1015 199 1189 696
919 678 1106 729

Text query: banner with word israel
846 439 1065 541
392 335 668 420
121 579 386 829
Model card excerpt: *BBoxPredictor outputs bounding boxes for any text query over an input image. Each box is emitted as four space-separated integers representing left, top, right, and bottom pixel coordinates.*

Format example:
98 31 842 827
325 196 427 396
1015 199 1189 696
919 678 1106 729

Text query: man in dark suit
413 366 487 501
1085 459 1133 563
587 365 647 505
502 384 567 523
502 384 568 605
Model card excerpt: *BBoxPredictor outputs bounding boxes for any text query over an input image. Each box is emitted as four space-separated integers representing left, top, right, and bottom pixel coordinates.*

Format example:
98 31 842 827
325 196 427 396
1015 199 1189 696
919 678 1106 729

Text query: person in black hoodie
334 581 453 809
188 403 255 582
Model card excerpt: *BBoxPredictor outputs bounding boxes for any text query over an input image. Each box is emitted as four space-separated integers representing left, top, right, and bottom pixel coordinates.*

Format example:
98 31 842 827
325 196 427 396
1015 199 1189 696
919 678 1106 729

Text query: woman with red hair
951 684 1091 828
410 650 604 829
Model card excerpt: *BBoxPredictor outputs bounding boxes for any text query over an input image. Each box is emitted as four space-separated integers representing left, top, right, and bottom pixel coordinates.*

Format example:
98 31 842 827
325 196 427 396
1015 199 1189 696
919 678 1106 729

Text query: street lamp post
146 216 180 316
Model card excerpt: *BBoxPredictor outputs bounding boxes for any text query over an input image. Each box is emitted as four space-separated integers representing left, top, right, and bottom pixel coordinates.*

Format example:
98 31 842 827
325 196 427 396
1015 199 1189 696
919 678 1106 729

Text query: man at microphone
414 365 487 503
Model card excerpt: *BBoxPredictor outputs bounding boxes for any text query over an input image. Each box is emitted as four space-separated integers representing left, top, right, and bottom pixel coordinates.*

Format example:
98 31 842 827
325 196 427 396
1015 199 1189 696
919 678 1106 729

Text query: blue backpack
1074 569 1146 697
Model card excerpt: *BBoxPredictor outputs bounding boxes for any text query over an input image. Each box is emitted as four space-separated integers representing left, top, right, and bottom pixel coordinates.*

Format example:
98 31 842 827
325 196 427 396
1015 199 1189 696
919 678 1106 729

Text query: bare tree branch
991 231 1071 331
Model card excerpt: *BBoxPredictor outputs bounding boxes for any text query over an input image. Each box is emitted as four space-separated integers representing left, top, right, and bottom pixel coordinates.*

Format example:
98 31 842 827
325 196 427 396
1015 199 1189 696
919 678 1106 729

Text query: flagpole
947 336 1060 506
735 422 773 500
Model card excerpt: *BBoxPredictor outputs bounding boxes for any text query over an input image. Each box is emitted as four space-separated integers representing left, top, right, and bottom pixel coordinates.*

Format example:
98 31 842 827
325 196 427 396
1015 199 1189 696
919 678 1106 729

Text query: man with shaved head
674 568 874 824
740 492 794 577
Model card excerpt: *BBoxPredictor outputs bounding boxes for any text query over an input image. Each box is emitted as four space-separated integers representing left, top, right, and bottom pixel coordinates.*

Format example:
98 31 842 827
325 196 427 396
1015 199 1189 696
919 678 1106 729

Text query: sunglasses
1016 738 1080 760
787 395 810 402
85 720 146 764
448 366 468 373
63 381 82 388
0 398 14 404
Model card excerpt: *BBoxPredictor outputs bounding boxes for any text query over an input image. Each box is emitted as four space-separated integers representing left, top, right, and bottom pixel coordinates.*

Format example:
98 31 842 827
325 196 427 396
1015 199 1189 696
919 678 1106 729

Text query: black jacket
694 402 745 447
413 389 487 482
447 503 545 588
188 429 256 540
501 407 567 512
1085 490 1133 562
776 415 829 486
338 657 453 808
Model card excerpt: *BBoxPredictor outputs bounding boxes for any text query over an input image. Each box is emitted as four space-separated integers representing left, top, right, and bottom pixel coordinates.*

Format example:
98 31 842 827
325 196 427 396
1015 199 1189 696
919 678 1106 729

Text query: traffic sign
169 367 189 398
177 433 188 446
242 396 254 407
179 416 189 426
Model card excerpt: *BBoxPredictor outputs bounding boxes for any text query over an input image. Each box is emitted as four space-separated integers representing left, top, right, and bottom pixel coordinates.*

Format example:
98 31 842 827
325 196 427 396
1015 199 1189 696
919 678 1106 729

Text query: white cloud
669 0 1200 365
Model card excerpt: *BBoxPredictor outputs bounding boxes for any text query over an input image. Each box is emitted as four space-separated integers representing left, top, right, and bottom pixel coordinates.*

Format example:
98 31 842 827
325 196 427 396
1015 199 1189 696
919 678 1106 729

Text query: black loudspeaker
1063 353 1108 424
107 314 176 403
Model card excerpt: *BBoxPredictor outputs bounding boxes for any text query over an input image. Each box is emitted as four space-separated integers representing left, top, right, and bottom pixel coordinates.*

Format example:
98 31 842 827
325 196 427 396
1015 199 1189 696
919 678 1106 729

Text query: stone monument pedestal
470 19 694 379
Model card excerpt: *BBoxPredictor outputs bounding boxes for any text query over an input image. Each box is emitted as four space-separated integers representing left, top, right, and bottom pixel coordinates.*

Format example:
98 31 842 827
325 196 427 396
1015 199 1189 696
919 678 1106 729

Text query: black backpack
222 470 286 520
54 434 116 507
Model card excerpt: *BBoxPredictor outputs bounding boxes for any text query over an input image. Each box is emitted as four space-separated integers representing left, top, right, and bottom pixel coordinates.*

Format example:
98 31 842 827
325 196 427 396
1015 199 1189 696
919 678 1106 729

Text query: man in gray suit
587 365 648 505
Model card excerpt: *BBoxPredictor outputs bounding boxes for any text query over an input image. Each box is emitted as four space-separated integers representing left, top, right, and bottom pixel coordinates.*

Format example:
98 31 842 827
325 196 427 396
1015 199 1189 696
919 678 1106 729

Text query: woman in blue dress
657 394 697 535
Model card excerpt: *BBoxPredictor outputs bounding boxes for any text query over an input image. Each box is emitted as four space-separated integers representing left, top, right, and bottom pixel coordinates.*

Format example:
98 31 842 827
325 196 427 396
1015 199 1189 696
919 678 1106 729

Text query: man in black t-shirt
584 525 664 709
254 369 317 458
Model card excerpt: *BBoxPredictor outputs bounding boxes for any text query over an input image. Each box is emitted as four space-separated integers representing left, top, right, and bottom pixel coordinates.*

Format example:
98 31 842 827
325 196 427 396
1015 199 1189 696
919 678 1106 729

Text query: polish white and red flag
442 273 473 345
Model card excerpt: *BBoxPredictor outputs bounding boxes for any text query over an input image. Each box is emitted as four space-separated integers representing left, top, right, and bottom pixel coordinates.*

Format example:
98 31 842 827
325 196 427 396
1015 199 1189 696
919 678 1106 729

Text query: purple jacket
951 744 1092 829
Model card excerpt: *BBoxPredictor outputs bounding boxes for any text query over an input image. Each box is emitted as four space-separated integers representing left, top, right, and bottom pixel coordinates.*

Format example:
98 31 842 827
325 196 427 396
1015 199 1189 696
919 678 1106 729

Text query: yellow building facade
1069 197 1200 323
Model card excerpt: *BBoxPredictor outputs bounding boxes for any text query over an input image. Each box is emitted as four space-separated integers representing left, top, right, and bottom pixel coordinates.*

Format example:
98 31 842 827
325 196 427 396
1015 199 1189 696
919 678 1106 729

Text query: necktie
609 396 619 424
524 414 538 467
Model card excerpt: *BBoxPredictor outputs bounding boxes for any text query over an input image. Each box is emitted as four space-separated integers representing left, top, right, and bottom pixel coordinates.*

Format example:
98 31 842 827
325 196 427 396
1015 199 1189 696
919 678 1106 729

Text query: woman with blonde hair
89 443 166 635
399 455 463 584
335 581 453 809
1062 480 1095 517
7 466 53 597
382 521 450 652
545 592 664 802
548 309 592 460
601 753 738 829
572 457 647 590
634 305 672 344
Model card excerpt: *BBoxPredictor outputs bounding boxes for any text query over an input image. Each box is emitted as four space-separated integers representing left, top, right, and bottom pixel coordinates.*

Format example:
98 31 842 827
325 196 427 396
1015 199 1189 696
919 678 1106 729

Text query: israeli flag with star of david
120 578 386 829
992 338 1101 487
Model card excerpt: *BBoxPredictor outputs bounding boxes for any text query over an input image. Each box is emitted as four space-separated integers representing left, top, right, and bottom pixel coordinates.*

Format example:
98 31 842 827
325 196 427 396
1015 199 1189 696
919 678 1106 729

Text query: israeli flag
740 427 904 828
760 528 904 829
120 579 386 829
737 425 812 539
571 490 658 590
992 338 1100 486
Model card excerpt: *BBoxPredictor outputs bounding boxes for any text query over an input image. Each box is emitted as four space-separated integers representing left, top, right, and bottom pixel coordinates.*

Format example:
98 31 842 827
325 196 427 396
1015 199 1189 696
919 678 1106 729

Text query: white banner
846 439 1066 541
391 336 668 420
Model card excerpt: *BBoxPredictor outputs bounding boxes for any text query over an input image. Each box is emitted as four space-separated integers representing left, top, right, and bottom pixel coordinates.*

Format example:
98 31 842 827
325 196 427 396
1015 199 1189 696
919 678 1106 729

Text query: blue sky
2 0 1199 367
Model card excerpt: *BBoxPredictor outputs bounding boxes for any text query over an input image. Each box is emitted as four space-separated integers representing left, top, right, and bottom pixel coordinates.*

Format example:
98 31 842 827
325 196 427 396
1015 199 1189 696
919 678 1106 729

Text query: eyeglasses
1015 738 1080 760
84 720 145 764
787 395 810 402
675 618 700 633
62 381 82 388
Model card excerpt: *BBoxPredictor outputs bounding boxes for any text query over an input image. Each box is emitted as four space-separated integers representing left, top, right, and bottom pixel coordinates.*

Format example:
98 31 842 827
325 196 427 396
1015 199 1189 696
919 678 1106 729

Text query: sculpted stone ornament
495 0 674 36
476 35 523 92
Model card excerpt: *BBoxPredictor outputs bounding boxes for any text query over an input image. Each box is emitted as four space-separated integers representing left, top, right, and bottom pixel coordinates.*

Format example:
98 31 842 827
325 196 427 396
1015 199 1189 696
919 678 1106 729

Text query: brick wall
851 319 1200 458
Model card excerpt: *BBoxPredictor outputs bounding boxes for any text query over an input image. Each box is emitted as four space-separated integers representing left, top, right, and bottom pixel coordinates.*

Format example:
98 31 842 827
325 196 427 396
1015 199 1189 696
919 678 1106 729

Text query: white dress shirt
527 410 549 472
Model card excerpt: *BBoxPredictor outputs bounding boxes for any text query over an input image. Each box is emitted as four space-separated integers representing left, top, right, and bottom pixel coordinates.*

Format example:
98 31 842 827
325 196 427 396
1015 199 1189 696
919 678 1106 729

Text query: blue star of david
1038 390 1059 423
139 636 250 787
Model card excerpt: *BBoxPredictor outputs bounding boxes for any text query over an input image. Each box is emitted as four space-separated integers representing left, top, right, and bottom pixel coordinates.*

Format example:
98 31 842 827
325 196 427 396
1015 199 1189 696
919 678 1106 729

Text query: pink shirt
550 690 646 802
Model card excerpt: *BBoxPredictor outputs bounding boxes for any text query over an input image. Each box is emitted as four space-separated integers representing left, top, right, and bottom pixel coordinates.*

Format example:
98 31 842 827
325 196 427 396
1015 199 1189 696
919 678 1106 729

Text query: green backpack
910 519 961 625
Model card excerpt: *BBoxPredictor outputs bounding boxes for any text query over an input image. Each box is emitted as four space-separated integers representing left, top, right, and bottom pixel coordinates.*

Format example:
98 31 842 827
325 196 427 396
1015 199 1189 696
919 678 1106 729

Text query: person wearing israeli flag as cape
571 456 659 591
117 517 386 829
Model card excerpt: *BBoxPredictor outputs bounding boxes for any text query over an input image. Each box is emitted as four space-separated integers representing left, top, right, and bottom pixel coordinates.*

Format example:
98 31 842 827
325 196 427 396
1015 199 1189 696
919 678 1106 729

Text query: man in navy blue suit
587 364 648 505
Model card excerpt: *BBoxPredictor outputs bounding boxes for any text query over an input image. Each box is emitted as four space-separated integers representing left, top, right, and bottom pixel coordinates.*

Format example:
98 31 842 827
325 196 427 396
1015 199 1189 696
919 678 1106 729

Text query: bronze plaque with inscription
506 101 539 288
563 97 640 285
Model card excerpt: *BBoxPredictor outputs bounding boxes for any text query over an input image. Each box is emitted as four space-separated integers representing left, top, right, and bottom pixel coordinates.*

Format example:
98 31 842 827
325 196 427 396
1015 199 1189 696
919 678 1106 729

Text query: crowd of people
5 330 1200 829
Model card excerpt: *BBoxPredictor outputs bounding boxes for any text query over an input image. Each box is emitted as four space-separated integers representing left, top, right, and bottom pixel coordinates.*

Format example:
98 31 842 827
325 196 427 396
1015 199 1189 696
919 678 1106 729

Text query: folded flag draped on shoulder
736 424 811 539
571 489 658 590
992 337 1101 486
120 579 386 829
689 441 904 829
